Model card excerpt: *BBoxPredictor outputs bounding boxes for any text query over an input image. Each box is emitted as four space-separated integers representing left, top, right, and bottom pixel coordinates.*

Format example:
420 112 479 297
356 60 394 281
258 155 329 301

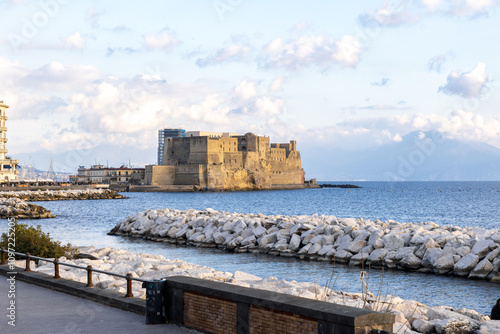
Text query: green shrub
1 221 73 259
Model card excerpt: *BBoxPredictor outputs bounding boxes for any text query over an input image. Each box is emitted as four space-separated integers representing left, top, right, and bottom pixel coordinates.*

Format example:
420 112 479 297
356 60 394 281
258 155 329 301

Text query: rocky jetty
109 208 500 282
0 189 127 201
0 197 56 219
16 246 499 334
320 184 361 188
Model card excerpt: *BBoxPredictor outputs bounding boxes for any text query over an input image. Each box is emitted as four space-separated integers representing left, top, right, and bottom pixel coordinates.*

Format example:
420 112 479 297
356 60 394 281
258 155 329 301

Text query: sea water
1 181 499 314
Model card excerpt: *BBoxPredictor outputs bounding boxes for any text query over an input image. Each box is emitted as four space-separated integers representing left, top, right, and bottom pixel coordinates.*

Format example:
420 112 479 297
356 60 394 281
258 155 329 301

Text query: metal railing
0 248 148 298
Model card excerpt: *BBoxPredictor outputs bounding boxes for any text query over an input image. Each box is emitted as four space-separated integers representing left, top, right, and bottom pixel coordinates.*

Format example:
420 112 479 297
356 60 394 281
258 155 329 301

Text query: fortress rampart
145 132 311 190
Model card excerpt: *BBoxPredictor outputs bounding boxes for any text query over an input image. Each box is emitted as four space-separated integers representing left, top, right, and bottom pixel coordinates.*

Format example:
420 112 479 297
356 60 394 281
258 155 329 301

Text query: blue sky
1 0 499 175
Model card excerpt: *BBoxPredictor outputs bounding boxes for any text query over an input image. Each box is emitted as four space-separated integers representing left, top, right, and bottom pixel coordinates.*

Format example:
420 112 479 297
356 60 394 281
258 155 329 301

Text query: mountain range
303 131 500 181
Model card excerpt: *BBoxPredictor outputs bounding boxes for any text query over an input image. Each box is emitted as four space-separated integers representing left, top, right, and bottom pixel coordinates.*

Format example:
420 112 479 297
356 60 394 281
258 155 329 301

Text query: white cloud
143 31 179 51
255 97 284 116
86 7 103 28
332 35 362 67
234 80 257 100
3 57 290 162
19 61 102 92
359 5 420 27
438 62 488 98
427 54 448 72
422 0 443 11
259 34 363 70
12 31 86 50
196 43 252 67
422 0 497 17
65 31 85 49
269 76 285 92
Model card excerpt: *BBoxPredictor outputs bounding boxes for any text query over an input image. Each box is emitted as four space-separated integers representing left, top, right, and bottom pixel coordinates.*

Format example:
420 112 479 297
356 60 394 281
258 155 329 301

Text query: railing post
0 249 6 265
86 265 94 287
125 273 134 298
25 253 32 272
54 258 61 279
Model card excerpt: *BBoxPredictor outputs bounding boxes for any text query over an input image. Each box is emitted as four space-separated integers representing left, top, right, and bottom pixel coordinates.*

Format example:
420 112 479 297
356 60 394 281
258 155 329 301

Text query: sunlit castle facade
0 101 19 182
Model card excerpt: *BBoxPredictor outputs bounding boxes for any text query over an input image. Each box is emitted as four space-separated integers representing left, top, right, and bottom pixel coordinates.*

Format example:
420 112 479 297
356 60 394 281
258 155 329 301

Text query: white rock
345 240 366 254
368 249 388 265
453 253 479 276
468 258 493 279
307 242 323 255
252 226 267 238
334 250 353 262
241 235 256 247
317 245 334 256
288 234 301 251
471 239 495 257
433 252 456 274
231 271 261 282
476 321 500 334
411 318 435 333
258 233 278 247
383 233 406 250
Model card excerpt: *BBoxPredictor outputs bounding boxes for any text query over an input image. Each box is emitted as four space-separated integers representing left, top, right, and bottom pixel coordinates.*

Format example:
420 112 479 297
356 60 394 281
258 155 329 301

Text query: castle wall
187 137 209 164
165 137 190 165
145 165 176 185
174 164 204 186
158 133 306 190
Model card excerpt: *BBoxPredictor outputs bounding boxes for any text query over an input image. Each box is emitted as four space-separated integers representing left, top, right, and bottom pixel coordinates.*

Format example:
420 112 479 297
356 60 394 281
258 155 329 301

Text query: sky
1 0 500 177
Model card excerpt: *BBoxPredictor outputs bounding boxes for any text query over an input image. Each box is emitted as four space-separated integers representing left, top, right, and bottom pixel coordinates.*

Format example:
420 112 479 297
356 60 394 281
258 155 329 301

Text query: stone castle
145 132 311 190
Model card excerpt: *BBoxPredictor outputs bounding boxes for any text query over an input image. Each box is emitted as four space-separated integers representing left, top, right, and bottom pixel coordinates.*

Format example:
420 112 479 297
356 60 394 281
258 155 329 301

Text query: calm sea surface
1 181 499 314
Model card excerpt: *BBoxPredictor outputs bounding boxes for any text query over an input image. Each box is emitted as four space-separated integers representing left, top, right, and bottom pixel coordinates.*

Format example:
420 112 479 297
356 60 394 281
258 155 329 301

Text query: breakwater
109 208 500 282
14 246 499 334
0 197 56 219
0 189 127 201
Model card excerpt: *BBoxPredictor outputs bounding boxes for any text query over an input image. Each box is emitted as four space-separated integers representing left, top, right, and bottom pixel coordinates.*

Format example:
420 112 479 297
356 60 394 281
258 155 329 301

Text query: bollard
142 280 166 324
86 265 94 287
25 253 32 272
54 259 61 279
0 249 6 265
125 273 134 298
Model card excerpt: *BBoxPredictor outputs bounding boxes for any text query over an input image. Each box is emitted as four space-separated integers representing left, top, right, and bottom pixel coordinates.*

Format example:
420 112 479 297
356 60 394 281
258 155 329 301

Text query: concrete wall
164 276 395 334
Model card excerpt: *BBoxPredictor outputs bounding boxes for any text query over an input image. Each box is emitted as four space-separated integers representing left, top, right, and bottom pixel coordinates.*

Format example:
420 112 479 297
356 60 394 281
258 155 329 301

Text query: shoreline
0 189 126 219
0 188 127 201
13 245 499 334
109 208 500 283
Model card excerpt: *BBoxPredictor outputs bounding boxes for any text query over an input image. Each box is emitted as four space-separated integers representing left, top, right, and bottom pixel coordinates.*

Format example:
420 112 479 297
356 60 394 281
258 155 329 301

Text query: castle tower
0 101 19 182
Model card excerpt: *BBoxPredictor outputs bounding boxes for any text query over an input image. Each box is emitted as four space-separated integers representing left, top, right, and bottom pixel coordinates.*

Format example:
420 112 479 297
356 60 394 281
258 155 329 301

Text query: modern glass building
158 128 186 165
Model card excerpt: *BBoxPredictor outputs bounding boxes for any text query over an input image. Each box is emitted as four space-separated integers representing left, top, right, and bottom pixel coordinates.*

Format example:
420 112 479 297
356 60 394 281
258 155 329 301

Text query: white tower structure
0 101 19 182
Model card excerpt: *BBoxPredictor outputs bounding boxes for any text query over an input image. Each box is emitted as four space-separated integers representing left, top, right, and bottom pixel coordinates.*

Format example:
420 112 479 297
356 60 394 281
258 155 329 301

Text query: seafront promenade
6 245 499 333
0 272 198 334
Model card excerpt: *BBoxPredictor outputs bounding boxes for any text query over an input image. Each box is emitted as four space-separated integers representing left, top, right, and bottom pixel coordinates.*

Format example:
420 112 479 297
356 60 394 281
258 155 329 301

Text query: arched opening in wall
241 145 246 151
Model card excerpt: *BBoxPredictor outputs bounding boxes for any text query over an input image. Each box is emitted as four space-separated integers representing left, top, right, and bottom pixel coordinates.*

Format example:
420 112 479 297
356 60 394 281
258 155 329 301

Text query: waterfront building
74 165 145 184
0 101 19 182
158 129 186 165
145 132 306 190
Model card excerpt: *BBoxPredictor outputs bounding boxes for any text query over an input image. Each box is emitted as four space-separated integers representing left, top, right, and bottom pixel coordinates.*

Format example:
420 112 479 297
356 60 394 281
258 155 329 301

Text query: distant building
158 129 186 165
185 131 239 138
145 132 306 190
74 165 145 184
0 101 19 182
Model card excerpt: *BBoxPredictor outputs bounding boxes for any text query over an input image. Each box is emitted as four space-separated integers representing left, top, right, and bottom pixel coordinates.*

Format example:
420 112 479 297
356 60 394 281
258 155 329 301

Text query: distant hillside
303 131 500 181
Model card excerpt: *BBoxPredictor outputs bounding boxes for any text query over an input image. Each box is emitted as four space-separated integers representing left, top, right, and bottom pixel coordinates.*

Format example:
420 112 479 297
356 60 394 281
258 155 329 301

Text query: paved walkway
0 277 199 334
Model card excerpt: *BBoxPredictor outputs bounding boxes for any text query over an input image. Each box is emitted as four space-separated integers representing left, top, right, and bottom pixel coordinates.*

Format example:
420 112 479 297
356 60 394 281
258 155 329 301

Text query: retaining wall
163 276 395 334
